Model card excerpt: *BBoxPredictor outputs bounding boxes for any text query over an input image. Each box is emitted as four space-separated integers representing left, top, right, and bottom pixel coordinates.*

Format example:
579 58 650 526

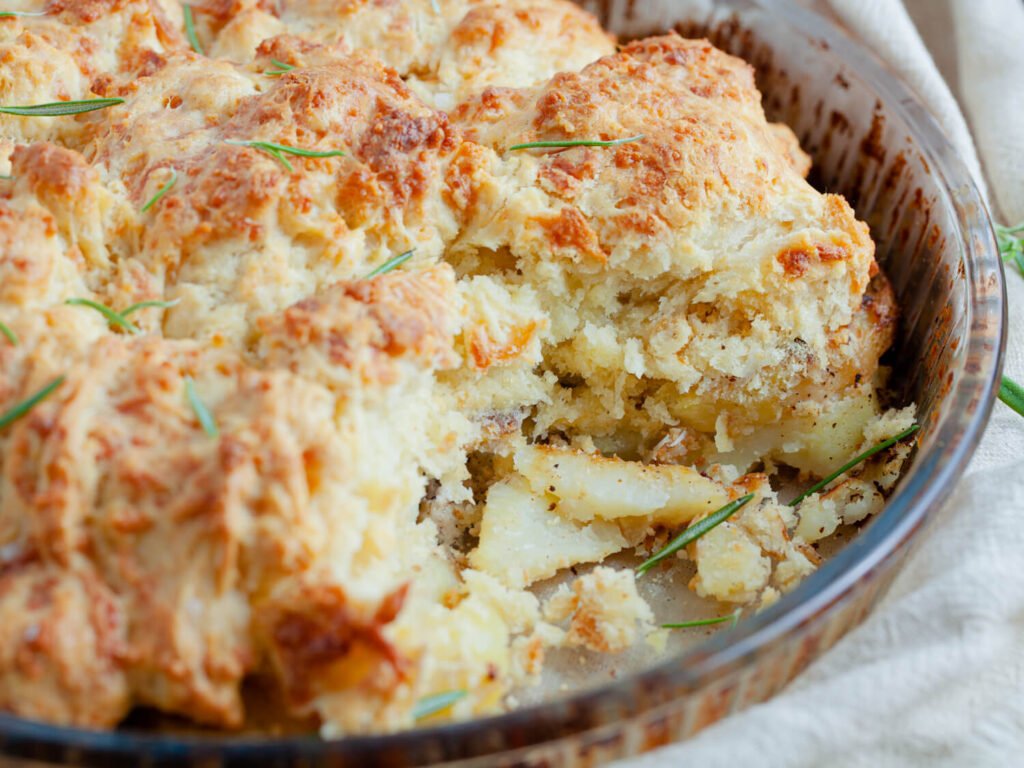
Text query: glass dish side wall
0 1 1003 766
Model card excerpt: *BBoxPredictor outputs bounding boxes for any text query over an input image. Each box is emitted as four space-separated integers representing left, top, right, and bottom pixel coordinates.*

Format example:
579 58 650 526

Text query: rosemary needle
412 690 466 720
508 134 645 152
65 298 140 334
66 296 177 332
636 494 755 576
183 4 203 55
224 139 345 172
0 98 124 117
366 249 414 278
0 319 16 346
140 168 177 212
789 424 921 507
999 376 1024 418
0 376 64 432
184 376 218 438
662 609 741 630
120 298 180 317
997 222 1024 277
264 58 294 76
0 10 46 17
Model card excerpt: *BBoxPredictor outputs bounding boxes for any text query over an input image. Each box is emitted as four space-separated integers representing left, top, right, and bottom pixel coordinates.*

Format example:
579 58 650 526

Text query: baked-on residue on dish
0 0 915 734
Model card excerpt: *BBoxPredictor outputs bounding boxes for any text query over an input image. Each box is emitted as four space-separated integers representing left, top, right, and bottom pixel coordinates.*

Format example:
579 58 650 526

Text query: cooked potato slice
470 478 627 588
707 385 881 476
514 445 729 525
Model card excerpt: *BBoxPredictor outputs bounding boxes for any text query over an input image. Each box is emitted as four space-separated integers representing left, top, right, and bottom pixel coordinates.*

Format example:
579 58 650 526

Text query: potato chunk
514 445 728 525
470 478 628 588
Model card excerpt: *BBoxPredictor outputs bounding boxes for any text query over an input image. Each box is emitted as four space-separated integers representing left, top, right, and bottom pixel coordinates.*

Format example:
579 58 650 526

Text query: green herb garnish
65 298 140 334
637 493 755 576
0 375 64 432
508 135 645 152
140 168 177 213
412 690 466 720
999 376 1024 418
662 609 741 630
224 139 345 172
0 174 13 180
183 4 203 55
0 10 45 17
366 249 414 278
0 98 124 117
263 58 294 76
0 320 16 346
65 296 178 332
997 222 1024 276
788 424 921 507
121 298 180 317
184 376 218 438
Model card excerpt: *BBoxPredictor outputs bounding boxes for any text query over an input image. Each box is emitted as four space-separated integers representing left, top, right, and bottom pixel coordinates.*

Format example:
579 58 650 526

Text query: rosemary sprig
0 174 12 180
0 376 64 432
65 298 140 334
999 376 1024 418
121 298 180 317
183 5 203 55
366 249 414 278
662 609 741 630
412 690 466 720
789 424 921 507
224 139 345 172
263 58 294 76
0 320 16 346
0 10 45 16
508 134 645 152
140 168 177 213
65 297 178 332
997 222 1024 277
0 98 124 117
636 493 755 576
184 376 218 438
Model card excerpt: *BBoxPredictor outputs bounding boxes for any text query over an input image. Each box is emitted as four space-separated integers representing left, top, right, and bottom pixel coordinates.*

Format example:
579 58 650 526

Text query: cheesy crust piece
0 2 914 737
201 0 615 107
451 35 889 449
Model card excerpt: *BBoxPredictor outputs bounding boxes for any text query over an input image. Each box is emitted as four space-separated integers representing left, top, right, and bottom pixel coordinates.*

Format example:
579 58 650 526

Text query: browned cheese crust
450 36 890 441
0 4 910 736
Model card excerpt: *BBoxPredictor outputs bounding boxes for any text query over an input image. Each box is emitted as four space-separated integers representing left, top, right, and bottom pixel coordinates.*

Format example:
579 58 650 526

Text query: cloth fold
616 1 1024 764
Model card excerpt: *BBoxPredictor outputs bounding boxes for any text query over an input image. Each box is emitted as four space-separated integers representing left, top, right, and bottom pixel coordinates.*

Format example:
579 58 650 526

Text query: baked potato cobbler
0 0 915 735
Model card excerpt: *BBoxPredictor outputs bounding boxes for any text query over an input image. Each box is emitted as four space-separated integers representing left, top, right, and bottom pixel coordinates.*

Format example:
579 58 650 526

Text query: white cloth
617 1 1024 765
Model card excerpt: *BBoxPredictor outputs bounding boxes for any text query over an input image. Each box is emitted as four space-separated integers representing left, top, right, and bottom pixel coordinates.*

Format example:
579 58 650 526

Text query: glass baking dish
0 0 1004 765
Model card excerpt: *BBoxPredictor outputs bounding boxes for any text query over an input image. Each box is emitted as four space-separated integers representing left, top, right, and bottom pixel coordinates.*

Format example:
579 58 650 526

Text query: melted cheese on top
0 0 913 735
